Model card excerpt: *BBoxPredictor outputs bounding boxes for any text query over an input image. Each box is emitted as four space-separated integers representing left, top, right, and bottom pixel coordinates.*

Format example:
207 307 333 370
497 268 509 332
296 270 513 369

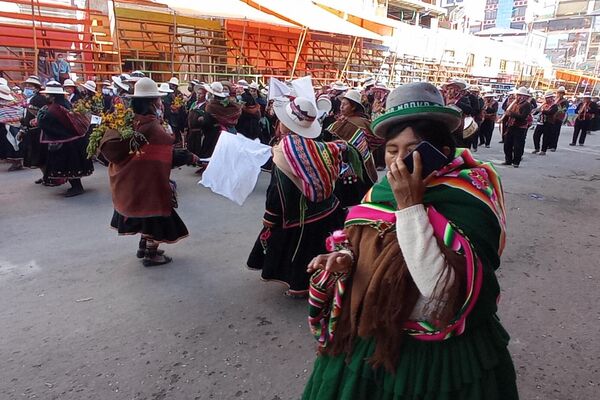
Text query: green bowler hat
371 82 462 138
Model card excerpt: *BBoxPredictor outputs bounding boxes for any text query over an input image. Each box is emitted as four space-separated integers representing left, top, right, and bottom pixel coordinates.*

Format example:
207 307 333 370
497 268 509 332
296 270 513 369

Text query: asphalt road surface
1 127 599 400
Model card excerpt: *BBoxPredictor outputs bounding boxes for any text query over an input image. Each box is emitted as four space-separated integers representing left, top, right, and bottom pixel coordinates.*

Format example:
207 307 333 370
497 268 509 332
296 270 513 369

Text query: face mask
102 88 111 95
24 88 35 98
155 107 163 119
236 95 243 102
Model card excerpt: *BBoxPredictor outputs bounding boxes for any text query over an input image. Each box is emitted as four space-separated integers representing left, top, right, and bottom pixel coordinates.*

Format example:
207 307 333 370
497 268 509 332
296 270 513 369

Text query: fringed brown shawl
100 114 174 218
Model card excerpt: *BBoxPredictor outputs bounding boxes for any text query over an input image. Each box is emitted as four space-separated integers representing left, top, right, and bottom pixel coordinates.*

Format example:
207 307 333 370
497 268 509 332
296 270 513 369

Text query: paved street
1 128 599 400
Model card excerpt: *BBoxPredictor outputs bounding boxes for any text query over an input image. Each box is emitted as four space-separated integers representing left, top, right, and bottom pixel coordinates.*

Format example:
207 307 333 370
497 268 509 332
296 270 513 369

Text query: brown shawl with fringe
205 99 242 129
326 225 466 372
100 114 174 218
327 114 380 183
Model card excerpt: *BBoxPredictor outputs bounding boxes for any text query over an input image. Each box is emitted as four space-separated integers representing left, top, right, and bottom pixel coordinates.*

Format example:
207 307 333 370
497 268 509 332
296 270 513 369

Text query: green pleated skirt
302 316 519 400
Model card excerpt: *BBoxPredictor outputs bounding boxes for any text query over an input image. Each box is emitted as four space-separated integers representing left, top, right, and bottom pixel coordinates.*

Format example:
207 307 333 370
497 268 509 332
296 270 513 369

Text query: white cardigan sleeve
395 204 454 299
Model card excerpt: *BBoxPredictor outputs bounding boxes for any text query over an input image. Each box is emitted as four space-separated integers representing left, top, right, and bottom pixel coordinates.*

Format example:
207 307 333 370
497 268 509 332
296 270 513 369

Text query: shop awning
387 0 446 16
156 0 297 27
241 0 384 40
313 0 398 37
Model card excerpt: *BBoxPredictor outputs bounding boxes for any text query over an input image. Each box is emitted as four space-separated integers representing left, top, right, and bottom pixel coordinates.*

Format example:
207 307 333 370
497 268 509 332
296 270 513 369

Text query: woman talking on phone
302 82 518 400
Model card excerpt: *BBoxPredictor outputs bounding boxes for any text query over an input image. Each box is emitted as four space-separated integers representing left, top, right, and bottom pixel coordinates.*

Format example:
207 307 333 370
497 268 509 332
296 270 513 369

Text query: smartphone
402 141 448 179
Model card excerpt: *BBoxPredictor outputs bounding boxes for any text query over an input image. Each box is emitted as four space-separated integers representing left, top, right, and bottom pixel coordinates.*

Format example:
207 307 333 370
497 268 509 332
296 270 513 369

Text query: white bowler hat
274 97 321 139
249 81 259 90
361 77 375 88
0 78 7 86
580 93 592 98
515 86 532 97
0 84 15 101
127 71 145 82
331 81 349 91
111 75 130 91
204 82 229 98
557 86 566 93
63 79 77 87
80 80 97 93
372 81 390 91
168 77 179 86
24 75 42 87
316 95 332 118
101 80 112 86
40 80 68 95
443 78 468 90
127 77 167 98
158 82 174 93
544 91 555 98
237 79 249 89
343 89 364 111
483 92 497 98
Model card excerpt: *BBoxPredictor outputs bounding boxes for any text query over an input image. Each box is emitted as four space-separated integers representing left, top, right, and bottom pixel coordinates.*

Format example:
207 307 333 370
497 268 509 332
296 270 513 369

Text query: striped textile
281 135 346 203
342 148 506 340
0 99 25 124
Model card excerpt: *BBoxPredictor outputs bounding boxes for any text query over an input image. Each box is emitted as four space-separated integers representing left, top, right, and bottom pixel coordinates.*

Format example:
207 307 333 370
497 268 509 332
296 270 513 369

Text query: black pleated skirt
110 209 189 244
46 137 94 179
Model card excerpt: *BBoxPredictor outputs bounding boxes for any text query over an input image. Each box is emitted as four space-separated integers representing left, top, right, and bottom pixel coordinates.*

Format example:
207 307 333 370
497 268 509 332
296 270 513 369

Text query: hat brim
24 79 42 87
127 93 168 98
274 100 321 139
81 84 96 93
371 105 462 138
444 82 467 90
344 97 364 112
0 93 15 101
40 90 68 95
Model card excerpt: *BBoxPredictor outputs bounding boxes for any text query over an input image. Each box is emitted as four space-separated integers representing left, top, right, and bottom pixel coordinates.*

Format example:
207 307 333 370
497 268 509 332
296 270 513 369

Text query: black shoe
34 178 44 184
501 161 511 165
579 143 584 146
549 148 556 152
136 247 165 259
143 255 172 267
513 163 520 168
64 187 85 197
569 143 576 146
485 145 490 148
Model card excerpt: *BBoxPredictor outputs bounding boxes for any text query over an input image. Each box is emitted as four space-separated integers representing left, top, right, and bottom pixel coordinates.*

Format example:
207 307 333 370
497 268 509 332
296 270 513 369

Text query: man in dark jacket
570 94 598 146
503 87 533 168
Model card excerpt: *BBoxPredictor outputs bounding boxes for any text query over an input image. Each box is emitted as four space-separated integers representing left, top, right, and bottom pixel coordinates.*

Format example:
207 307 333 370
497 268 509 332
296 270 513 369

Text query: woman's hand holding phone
388 151 427 211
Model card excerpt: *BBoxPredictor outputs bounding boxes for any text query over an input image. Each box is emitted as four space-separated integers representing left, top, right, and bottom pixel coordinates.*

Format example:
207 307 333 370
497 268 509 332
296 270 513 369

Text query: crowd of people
2 68 600 399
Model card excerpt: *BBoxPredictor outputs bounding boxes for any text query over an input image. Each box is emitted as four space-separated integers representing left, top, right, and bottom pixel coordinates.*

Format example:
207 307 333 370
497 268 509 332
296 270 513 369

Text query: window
512 6 526 17
467 53 475 67
484 57 492 67
444 50 455 59
500 59 507 71
485 10 497 20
